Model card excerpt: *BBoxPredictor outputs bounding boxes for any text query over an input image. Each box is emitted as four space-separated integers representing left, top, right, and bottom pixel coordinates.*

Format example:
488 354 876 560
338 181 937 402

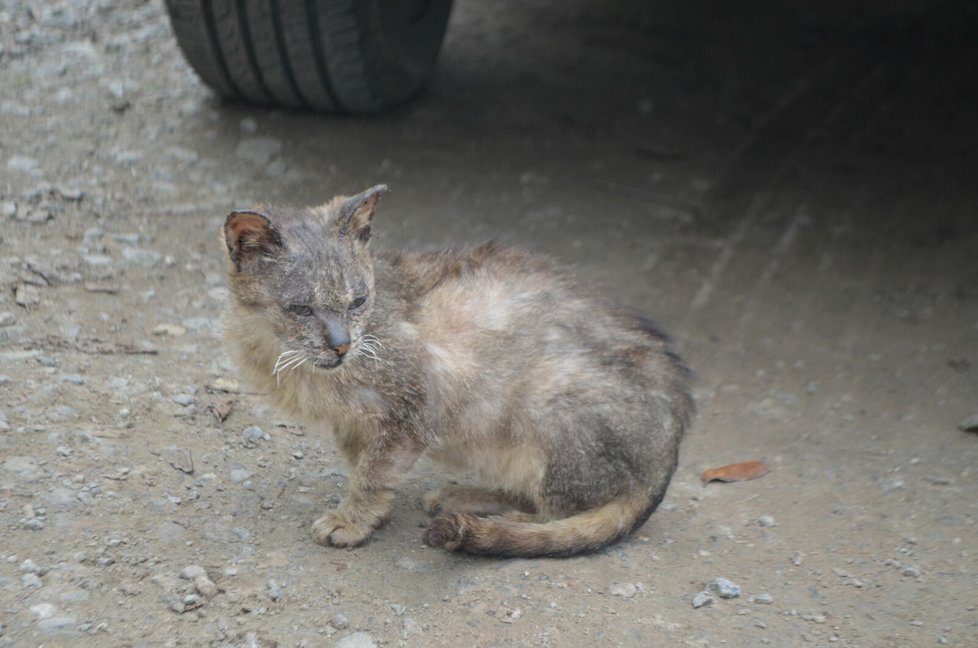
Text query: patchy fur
222 186 694 557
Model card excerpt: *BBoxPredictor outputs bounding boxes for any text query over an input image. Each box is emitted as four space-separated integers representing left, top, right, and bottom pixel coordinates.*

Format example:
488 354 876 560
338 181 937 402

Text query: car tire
164 0 453 114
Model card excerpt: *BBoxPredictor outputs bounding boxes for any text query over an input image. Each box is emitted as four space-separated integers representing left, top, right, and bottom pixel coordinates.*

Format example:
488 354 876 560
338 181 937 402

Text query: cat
222 185 693 557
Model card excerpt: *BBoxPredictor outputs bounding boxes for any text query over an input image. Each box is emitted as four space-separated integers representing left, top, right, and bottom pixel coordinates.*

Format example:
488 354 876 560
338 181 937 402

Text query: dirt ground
1 0 976 646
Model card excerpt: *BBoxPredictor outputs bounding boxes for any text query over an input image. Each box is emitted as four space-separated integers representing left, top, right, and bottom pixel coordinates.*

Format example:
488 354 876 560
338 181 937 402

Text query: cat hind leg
423 485 533 517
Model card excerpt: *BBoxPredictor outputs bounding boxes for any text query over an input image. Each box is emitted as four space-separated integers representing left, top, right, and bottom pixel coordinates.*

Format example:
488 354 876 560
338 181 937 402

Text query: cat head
223 185 387 375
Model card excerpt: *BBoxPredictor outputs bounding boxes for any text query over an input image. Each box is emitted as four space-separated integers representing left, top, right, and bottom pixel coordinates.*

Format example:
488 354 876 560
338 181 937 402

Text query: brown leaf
209 400 234 423
702 460 770 484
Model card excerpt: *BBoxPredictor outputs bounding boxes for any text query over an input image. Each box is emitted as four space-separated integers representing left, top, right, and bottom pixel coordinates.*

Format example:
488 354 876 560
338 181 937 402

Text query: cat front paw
312 511 373 547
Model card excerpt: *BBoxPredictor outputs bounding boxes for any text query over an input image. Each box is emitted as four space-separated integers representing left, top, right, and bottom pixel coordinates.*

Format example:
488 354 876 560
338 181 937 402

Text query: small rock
757 515 776 527
402 617 423 637
752 593 774 605
330 612 350 630
38 616 76 634
267 579 283 601
152 324 186 336
82 254 113 266
163 446 194 473
230 468 252 483
0 312 15 327
207 377 240 393
608 582 638 599
708 577 741 599
7 156 41 176
497 607 522 624
1 200 17 218
692 591 714 609
172 394 194 407
15 285 41 307
902 565 921 578
31 603 56 619
240 117 258 133
335 632 377 648
22 573 43 588
58 187 84 202
182 593 201 607
19 559 43 574
62 374 85 385
121 247 162 267
194 576 218 598
958 414 978 432
242 426 264 443
791 552 804 566
180 565 208 580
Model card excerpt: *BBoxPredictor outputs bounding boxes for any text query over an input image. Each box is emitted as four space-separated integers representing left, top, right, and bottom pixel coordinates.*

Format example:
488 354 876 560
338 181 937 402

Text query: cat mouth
313 356 343 370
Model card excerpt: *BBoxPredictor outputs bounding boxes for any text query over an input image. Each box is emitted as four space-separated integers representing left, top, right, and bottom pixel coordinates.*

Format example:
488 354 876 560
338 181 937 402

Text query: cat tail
424 491 657 558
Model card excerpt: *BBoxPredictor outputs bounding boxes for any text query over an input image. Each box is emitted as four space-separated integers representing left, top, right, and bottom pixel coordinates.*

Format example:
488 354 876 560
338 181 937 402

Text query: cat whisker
274 350 308 385
356 342 382 363
360 334 384 349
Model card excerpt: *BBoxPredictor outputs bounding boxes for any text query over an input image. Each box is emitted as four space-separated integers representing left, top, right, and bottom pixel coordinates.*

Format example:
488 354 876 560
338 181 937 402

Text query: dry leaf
209 400 235 423
702 460 770 484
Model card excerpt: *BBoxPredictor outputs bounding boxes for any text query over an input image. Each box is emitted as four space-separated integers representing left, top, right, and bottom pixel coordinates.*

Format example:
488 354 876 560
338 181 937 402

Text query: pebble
1 200 17 218
180 565 207 580
172 394 194 407
7 156 41 176
267 579 283 601
242 426 265 443
708 577 741 599
335 632 377 648
692 591 714 608
195 576 218 598
752 593 774 605
152 324 186 336
15 285 41 307
757 515 777 527
122 247 163 267
163 446 194 473
0 312 15 326
22 573 43 588
330 611 350 630
62 373 85 385
81 254 113 266
19 558 43 574
902 565 921 578
38 616 77 634
240 117 258 133
608 582 639 598
230 468 252 483
402 617 423 637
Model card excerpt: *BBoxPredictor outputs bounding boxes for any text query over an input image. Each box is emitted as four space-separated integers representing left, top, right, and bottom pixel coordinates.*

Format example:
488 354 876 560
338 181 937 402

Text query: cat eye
287 304 313 317
349 296 367 310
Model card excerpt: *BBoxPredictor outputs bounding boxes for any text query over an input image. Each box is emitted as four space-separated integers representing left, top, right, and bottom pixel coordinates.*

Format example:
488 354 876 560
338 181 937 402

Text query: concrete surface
0 0 976 646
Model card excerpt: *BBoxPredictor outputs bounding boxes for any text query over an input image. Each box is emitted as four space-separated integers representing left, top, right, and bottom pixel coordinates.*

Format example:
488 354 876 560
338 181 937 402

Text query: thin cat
222 185 693 557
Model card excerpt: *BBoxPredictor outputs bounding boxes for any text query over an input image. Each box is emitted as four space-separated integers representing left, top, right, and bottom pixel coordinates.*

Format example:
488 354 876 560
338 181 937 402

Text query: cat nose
333 344 349 357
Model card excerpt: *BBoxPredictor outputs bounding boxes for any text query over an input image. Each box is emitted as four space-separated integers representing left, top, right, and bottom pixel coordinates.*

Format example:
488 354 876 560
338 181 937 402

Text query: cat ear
224 210 285 272
339 184 388 243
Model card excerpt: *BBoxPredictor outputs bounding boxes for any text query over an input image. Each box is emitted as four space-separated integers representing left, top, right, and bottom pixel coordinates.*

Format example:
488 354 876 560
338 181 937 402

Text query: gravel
708 577 742 599
692 591 714 609
335 632 377 648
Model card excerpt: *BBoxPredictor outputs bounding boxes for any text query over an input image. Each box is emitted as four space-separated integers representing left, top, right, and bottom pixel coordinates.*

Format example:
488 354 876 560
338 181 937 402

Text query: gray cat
222 185 693 557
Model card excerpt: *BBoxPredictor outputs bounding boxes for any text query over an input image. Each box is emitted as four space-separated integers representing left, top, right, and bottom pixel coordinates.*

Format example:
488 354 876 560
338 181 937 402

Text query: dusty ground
1 0 977 646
